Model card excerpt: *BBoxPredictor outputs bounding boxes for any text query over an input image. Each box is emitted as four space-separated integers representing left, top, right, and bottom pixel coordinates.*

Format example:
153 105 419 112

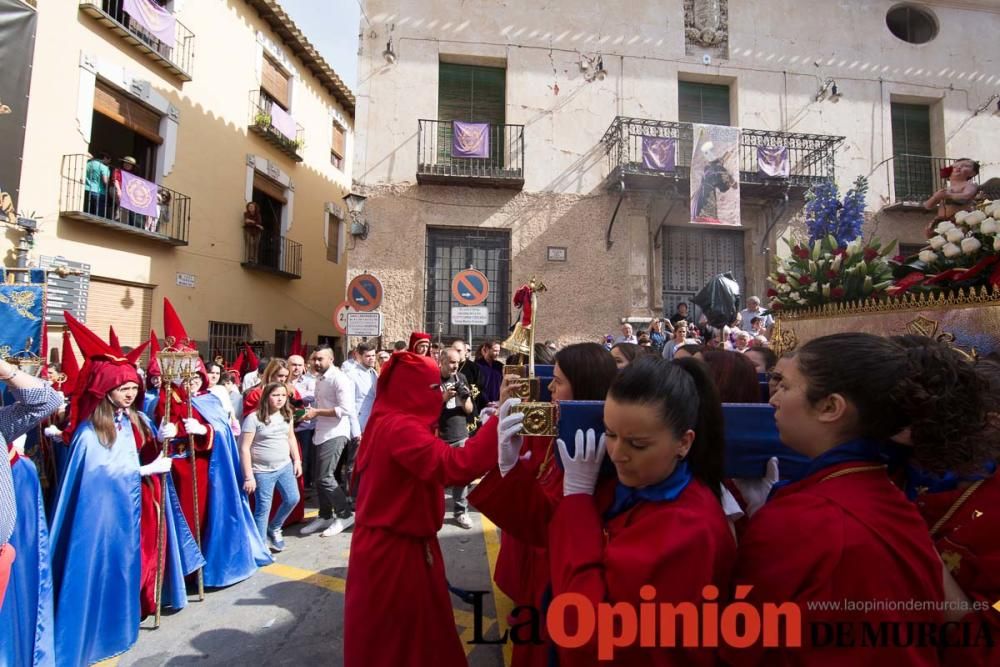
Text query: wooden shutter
253 173 287 204
94 81 163 144
85 278 153 362
891 103 932 156
261 56 290 110
331 123 346 159
326 214 341 263
437 63 506 125
678 82 731 125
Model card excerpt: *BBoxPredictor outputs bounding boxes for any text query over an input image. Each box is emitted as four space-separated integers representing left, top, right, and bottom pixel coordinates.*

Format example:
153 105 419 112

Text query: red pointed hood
290 329 305 357
242 343 259 375
63 311 140 442
147 330 162 377
408 331 432 354
108 326 122 354
59 331 81 395
163 298 195 351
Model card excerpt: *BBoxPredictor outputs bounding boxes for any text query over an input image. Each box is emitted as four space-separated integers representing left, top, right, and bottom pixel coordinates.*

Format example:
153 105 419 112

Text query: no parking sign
452 269 489 306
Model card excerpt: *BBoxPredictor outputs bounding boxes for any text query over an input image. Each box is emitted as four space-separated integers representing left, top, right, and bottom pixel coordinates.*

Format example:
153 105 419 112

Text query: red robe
135 423 165 615
343 352 501 667
914 473 1000 666
468 436 563 667
549 478 736 666
160 389 212 541
726 462 945 666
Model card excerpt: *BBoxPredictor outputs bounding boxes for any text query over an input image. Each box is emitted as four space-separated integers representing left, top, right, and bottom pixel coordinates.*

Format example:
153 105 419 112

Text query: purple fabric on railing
119 171 159 216
641 136 676 172
123 0 176 48
451 121 490 158
270 104 297 141
757 145 789 177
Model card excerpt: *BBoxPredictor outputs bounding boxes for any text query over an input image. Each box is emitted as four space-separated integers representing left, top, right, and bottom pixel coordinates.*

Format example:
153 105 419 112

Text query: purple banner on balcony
452 121 490 158
270 103 297 141
757 145 789 177
641 136 676 172
123 0 176 49
119 171 158 216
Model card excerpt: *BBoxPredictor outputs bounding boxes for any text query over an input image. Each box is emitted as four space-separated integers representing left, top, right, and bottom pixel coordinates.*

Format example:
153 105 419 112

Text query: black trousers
314 435 351 519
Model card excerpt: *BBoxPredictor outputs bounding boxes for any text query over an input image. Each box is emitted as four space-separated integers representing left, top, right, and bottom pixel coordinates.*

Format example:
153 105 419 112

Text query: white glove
478 405 499 427
732 456 780 517
158 421 178 442
43 424 63 442
183 417 208 436
497 398 525 476
719 484 745 522
139 454 173 477
557 429 606 496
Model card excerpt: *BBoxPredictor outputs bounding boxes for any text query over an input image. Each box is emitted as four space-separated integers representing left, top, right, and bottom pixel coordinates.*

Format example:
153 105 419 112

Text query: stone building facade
351 0 999 346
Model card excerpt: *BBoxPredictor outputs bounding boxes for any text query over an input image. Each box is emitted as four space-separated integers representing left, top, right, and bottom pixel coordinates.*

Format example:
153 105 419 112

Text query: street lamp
344 191 369 240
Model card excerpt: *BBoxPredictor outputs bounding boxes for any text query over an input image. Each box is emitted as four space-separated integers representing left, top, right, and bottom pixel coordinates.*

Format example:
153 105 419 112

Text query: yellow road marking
481 514 513 667
93 659 119 667
262 561 497 656
303 509 318 519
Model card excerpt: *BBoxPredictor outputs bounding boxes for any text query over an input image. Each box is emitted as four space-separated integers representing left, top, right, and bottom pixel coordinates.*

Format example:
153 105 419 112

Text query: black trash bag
692 273 741 329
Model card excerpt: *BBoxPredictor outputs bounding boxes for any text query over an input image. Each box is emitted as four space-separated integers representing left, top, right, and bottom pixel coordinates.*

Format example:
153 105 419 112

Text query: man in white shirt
345 342 378 437
739 296 773 334
241 357 268 392
300 346 356 537
288 354 317 486
614 322 638 345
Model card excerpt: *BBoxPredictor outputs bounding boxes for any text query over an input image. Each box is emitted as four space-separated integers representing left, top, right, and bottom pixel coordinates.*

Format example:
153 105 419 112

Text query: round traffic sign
452 269 490 306
333 300 353 334
347 273 383 312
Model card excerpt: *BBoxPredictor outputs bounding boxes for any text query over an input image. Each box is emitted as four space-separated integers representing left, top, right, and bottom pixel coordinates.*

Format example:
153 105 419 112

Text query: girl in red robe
725 332 958 666
547 355 735 666
469 343 618 667
889 342 1000 667
343 351 524 667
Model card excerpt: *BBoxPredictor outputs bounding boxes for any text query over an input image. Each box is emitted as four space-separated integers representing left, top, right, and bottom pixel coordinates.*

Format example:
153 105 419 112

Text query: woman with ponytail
725 332 950 666
545 355 734 666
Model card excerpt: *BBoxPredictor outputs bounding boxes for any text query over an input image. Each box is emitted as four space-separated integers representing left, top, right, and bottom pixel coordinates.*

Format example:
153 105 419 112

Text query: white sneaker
320 515 355 537
300 517 334 535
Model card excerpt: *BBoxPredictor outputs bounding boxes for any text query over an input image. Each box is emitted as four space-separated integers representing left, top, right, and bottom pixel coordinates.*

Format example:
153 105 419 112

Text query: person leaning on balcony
924 157 980 237
84 152 110 218
243 202 264 263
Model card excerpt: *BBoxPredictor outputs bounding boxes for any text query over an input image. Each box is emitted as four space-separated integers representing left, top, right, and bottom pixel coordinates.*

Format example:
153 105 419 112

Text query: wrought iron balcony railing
417 119 525 188
242 228 302 279
59 153 190 245
601 117 843 193
886 153 983 207
248 91 305 162
79 0 194 80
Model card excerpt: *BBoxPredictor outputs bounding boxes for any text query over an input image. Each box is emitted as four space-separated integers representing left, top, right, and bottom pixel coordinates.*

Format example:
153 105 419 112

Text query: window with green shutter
678 82 731 125
437 63 506 164
891 103 933 201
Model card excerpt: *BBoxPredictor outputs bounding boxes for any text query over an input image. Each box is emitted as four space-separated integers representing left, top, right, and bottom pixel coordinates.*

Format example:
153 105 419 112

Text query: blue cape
0 454 54 667
48 416 203 666
142 389 159 421
188 393 271 587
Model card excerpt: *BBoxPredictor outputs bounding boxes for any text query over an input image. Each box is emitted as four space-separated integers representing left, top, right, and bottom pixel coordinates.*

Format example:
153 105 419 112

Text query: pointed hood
241 343 259 375
146 329 162 377
63 311 140 442
163 298 195 351
125 338 150 366
59 331 81 395
408 332 432 355
108 326 123 354
290 329 304 357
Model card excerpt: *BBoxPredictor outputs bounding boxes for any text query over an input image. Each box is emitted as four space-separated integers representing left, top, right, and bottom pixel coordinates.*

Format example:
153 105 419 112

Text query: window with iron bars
424 227 511 346
208 321 252 366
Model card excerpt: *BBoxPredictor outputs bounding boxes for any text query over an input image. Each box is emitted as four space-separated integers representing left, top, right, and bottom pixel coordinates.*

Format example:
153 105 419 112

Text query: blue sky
279 0 361 93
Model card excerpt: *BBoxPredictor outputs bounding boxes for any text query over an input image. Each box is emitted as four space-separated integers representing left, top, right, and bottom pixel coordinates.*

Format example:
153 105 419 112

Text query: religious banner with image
690 123 741 226
452 121 490 159
641 136 676 172
119 171 158 217
123 0 176 49
757 145 790 177
0 270 45 368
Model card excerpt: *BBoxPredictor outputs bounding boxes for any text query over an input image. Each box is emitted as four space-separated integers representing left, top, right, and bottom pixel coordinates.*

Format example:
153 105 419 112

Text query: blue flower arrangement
804 176 869 246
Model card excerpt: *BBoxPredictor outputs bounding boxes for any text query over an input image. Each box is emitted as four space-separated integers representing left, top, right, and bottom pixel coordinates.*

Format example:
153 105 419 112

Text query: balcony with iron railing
882 154 984 210
601 117 844 199
241 228 302 279
248 91 304 162
59 154 190 245
417 120 525 188
79 0 194 81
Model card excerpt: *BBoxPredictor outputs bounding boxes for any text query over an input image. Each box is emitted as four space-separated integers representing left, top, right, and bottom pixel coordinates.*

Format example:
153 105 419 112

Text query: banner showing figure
690 123 740 226
757 145 790 178
641 136 676 172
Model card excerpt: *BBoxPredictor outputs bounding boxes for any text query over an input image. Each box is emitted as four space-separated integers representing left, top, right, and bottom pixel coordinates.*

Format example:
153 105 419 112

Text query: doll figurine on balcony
924 158 980 237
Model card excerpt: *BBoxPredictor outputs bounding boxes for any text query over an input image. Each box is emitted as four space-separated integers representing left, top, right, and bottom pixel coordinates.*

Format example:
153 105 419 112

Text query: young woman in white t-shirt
239 382 302 551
